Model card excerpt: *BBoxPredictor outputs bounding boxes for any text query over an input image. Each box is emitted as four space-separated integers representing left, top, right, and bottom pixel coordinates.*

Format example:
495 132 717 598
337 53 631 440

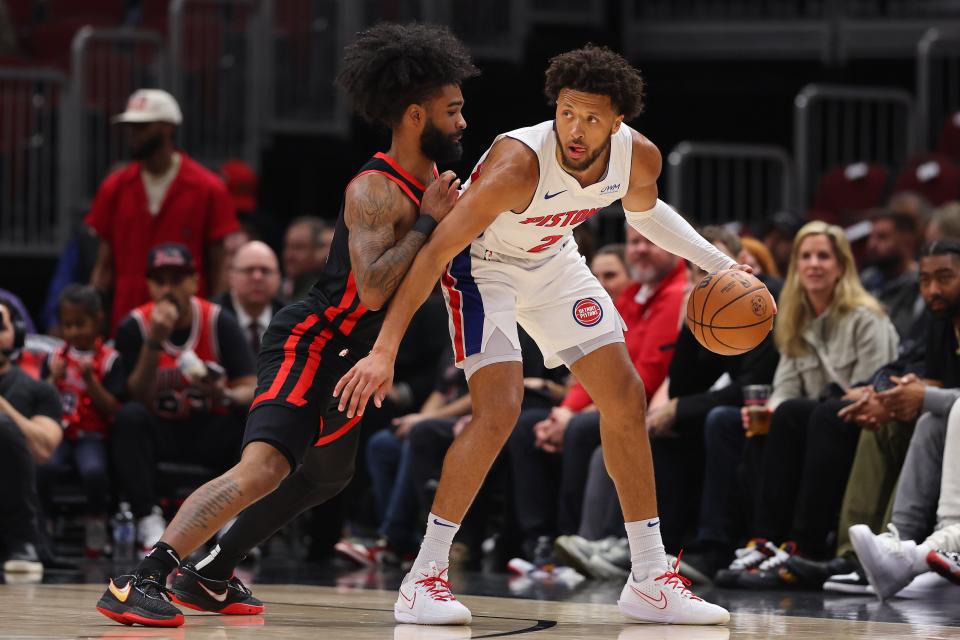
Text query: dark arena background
1 1 960 638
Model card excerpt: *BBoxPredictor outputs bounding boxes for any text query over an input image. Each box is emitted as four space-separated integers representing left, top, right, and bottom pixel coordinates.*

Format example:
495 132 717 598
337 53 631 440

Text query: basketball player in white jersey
336 45 753 625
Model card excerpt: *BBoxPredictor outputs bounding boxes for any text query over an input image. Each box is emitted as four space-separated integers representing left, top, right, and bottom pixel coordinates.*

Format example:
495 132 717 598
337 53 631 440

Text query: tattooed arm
345 171 459 311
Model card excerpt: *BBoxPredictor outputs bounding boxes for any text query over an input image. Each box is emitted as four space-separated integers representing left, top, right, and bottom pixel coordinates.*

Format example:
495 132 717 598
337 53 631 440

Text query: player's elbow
358 289 387 312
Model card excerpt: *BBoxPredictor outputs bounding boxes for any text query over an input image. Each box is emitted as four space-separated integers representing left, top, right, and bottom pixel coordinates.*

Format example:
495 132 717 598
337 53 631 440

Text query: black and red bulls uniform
243 153 433 468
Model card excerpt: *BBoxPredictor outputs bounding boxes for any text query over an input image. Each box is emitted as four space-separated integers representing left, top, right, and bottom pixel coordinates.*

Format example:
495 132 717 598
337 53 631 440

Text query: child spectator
42 285 125 557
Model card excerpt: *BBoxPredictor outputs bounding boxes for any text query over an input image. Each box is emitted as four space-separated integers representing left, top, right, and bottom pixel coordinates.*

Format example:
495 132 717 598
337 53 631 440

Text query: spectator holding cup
693 222 899 585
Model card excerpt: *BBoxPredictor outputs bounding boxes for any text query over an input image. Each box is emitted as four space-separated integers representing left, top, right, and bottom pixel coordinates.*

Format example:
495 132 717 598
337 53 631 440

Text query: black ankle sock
195 544 244 581
136 542 181 580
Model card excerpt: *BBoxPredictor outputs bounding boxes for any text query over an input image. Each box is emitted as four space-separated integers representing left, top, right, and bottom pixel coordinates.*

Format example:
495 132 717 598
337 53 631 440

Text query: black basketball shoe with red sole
96 573 184 627
170 563 264 615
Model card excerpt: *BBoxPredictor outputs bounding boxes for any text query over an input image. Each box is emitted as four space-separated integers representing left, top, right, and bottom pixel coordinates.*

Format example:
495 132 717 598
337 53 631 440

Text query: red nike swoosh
399 590 416 609
630 585 668 609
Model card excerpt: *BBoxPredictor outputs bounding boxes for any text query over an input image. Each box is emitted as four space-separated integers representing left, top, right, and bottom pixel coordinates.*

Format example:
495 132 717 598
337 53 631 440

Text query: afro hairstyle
336 22 479 127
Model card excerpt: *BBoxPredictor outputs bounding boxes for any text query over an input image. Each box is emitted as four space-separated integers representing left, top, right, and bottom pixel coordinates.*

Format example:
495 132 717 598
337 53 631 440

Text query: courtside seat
811 162 889 226
892 152 960 207
936 112 960 164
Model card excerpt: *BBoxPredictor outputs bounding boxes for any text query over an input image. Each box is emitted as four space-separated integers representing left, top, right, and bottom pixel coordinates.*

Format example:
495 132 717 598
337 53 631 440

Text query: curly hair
336 22 479 126
544 45 645 120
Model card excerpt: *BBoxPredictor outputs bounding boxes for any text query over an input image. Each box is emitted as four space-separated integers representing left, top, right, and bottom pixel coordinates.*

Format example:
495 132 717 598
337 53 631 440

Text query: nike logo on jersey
544 190 567 199
631 585 668 609
198 581 229 602
520 208 600 228
433 518 456 528
108 579 132 603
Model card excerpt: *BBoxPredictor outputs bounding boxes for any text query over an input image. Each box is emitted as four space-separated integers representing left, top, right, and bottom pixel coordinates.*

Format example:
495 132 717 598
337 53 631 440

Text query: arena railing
0 68 67 257
917 27 960 151
421 0 528 62
528 0 604 28
837 0 960 61
259 0 358 137
67 27 166 210
666 141 794 228
793 83 916 210
621 0 833 61
170 0 260 169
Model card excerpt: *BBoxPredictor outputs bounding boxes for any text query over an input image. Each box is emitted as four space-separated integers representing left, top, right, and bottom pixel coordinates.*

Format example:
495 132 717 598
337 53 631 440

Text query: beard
557 132 611 173
928 295 960 320
131 132 165 161
420 120 463 164
629 262 668 286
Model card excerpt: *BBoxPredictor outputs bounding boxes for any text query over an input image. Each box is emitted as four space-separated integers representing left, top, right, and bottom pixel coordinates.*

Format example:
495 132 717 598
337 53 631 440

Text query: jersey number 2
528 235 563 253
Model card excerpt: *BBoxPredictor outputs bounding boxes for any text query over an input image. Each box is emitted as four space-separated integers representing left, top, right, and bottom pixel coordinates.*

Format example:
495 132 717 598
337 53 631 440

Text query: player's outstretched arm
620 132 746 275
334 139 539 417
346 171 460 311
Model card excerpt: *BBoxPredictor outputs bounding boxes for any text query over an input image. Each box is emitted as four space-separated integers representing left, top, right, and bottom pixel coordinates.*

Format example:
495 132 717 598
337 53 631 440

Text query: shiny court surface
2 582 960 639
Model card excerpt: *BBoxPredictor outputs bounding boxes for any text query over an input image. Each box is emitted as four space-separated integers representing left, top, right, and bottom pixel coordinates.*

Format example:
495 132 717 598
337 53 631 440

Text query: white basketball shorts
440 237 625 372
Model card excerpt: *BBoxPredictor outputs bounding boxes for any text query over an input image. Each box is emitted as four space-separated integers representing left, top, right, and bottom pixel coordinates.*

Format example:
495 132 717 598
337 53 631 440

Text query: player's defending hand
334 349 394 418
420 170 461 223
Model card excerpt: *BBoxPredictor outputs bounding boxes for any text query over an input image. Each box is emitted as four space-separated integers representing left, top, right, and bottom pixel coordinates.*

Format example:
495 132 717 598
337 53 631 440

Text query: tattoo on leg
171 476 243 539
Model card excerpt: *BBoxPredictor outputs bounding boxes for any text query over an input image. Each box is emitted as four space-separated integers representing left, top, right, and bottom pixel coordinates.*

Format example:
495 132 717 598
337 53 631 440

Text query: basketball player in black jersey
96 23 478 627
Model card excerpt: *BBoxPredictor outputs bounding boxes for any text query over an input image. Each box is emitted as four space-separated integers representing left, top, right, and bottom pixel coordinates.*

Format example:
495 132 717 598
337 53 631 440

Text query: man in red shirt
86 89 240 331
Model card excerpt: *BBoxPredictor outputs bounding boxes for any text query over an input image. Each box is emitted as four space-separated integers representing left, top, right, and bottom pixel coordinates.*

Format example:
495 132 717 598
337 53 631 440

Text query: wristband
412 215 438 237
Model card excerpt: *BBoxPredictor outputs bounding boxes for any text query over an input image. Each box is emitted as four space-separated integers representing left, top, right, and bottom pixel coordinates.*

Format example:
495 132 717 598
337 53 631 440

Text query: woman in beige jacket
719 221 899 588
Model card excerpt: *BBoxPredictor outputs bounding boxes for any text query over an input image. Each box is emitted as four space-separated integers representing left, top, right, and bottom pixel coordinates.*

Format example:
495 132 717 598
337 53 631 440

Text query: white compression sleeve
624 199 736 274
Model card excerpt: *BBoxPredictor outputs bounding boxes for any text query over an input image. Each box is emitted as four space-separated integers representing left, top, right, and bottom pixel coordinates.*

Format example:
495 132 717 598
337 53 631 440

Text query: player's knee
474 391 522 436
600 376 645 424
238 442 290 496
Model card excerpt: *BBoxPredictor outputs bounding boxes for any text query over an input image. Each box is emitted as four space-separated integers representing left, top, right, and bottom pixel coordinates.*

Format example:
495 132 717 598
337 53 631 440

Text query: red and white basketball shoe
394 562 471 625
618 556 730 625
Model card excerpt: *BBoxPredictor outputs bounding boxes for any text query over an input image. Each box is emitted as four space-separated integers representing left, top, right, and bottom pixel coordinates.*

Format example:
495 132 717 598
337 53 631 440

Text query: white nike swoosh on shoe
198 580 228 602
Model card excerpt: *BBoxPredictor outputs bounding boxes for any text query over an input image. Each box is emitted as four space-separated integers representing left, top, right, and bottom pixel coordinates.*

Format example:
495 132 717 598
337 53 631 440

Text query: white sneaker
617 558 730 625
394 562 471 625
137 506 167 551
849 523 921 600
895 571 955 599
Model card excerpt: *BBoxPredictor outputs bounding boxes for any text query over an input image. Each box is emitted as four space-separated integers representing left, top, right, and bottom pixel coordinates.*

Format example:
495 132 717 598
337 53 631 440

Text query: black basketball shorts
242 299 366 471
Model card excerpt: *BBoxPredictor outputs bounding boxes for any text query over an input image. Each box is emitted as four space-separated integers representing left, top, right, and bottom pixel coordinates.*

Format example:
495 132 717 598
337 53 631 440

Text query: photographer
111 244 256 552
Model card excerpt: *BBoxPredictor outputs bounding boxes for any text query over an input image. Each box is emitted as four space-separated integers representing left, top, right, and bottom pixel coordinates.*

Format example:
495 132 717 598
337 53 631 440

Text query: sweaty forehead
557 88 614 113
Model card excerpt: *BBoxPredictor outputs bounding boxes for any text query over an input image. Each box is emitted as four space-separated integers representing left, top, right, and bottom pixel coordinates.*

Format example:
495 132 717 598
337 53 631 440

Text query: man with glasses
213 241 284 355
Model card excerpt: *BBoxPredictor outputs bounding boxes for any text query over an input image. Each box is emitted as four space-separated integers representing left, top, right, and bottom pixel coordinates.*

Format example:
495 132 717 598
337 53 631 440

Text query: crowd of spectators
1 87 959 600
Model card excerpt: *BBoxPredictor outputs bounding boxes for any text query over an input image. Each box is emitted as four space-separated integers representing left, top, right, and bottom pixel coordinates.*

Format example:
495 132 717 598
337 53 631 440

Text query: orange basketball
686 269 775 356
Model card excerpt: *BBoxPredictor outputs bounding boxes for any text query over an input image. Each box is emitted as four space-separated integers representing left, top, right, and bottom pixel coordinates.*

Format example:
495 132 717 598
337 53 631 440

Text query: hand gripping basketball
686 267 777 356
333 350 394 418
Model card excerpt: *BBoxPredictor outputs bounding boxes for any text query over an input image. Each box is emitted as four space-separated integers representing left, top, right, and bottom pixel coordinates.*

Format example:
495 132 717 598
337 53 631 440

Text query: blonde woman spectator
700 222 899 587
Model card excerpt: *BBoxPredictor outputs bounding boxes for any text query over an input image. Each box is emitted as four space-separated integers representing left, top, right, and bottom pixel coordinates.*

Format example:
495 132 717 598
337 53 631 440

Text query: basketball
686 269 775 356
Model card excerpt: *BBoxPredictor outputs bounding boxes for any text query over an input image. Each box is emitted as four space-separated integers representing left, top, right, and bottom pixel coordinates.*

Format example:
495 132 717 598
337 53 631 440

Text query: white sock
625 517 668 580
408 512 460 582
914 542 934 574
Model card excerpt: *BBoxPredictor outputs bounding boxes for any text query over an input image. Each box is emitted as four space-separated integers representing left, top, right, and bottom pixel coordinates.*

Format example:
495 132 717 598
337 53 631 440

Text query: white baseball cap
112 89 183 125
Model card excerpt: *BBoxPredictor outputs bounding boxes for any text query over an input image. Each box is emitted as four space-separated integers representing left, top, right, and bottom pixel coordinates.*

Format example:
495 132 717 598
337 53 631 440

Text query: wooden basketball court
2 583 959 639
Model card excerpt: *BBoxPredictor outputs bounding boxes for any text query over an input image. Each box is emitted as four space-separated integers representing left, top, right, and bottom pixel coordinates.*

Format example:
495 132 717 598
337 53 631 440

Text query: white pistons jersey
441 120 634 371
461 119 634 259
